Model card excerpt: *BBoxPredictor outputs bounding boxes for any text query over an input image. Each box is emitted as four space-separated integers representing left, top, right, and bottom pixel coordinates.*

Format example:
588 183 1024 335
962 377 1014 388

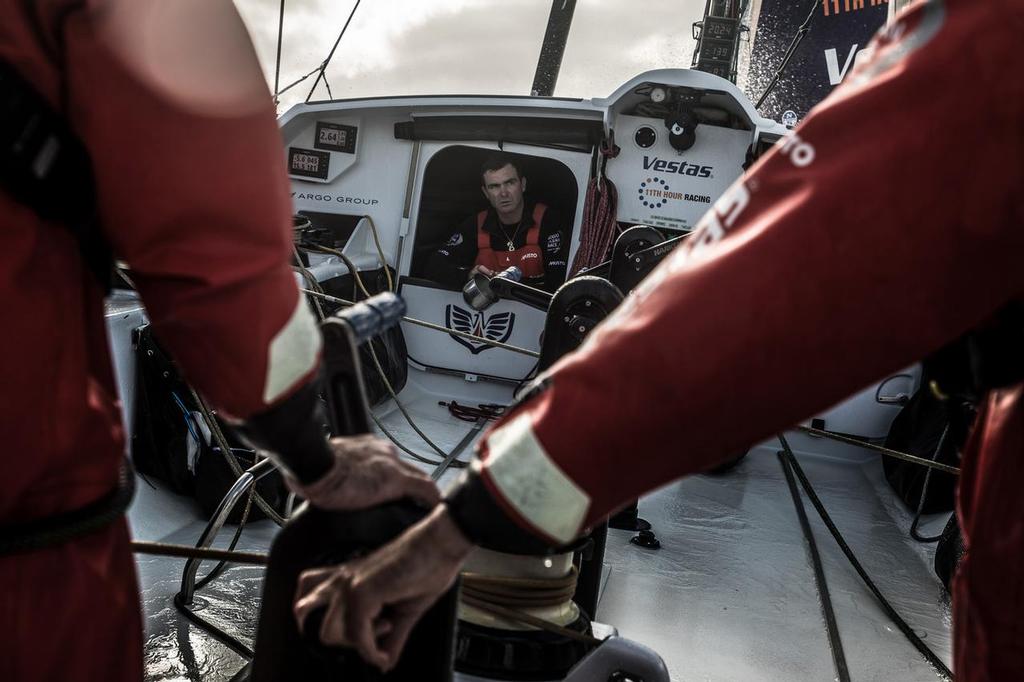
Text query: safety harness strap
0 59 113 290
0 460 135 556
526 202 545 245
476 210 490 249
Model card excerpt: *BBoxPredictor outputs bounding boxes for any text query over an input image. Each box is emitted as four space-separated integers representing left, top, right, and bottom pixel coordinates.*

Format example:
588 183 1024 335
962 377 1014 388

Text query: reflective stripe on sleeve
262 291 322 404
480 414 591 545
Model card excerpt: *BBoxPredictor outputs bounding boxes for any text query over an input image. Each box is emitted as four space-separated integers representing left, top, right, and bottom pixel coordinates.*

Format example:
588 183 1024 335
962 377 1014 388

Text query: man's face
481 164 527 219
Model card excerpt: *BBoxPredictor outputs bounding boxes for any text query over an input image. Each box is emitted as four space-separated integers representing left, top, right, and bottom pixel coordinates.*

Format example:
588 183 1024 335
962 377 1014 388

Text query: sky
233 0 712 112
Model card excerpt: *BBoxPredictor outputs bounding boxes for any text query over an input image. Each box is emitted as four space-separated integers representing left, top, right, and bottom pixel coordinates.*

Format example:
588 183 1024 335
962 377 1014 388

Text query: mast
691 0 746 83
531 0 578 97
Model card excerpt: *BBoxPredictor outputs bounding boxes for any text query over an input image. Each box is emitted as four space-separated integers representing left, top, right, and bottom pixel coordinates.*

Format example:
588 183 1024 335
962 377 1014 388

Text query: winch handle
562 636 670 682
463 266 522 311
326 292 406 345
463 266 553 313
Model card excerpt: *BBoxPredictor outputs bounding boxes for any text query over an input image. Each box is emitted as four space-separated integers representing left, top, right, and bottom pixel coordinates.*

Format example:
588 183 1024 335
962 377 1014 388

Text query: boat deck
132 369 953 681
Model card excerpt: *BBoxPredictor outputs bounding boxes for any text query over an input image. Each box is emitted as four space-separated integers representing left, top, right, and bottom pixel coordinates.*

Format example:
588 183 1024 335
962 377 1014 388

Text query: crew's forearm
426 504 474 561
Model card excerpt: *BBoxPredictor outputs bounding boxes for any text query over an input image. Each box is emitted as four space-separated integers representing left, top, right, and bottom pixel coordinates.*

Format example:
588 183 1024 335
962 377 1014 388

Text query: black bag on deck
132 326 198 494
194 445 287 524
882 383 960 514
132 326 286 521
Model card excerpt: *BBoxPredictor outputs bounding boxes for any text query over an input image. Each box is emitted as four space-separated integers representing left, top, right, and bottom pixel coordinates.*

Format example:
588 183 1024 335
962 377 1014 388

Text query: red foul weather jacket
446 1 1024 679
0 3 320 680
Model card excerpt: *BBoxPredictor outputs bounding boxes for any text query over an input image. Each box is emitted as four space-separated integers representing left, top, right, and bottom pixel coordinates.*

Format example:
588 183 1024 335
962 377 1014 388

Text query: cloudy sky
234 0 713 112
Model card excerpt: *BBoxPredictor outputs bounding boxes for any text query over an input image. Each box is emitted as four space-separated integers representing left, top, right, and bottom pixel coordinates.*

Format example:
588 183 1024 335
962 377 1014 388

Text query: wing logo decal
445 305 515 354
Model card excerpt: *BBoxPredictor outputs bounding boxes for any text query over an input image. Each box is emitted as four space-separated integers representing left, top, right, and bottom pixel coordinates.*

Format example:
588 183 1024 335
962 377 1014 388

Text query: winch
243 291 668 682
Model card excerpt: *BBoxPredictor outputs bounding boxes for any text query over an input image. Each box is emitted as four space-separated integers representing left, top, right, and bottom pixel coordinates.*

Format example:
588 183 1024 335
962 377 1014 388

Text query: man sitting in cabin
424 153 570 293
295 1 1024 680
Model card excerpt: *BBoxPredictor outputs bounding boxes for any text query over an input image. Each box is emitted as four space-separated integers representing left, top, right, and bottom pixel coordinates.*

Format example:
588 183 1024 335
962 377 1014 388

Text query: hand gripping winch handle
332 292 406 345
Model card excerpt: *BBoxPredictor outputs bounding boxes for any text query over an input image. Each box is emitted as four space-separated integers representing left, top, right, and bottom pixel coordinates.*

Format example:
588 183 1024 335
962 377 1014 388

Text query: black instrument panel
288 147 330 180
314 121 357 154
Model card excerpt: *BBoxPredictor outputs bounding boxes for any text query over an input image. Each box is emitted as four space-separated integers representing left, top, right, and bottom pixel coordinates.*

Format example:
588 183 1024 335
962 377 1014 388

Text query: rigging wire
305 0 363 102
273 0 286 107
754 0 820 110
275 64 324 99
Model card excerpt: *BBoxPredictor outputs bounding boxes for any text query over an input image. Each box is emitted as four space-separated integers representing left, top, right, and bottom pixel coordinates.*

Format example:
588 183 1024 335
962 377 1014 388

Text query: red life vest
474 203 547 281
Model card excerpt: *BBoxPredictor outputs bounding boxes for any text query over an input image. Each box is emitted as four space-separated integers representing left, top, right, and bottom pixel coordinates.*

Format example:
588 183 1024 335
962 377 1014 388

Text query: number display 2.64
315 121 357 154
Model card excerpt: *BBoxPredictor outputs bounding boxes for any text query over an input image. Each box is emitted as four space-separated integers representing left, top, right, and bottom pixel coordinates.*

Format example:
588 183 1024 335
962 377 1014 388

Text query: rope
293 249 328 320
0 460 134 556
362 214 395 292
369 412 454 468
777 436 954 681
778 453 850 682
569 142 620 277
301 238 474 467
132 541 267 566
460 596 602 646
188 388 287 526
794 425 961 476
458 566 604 645
461 567 579 609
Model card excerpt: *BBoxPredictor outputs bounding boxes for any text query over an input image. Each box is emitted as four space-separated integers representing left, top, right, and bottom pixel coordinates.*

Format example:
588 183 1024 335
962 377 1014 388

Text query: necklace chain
496 214 525 251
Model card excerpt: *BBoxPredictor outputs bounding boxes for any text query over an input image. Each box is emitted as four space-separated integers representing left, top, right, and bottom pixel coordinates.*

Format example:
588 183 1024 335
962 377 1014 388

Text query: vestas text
643 157 713 178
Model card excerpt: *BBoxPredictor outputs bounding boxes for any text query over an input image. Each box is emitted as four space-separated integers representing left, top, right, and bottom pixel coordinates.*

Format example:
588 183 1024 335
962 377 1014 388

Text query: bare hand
288 434 440 510
293 505 472 671
469 264 495 280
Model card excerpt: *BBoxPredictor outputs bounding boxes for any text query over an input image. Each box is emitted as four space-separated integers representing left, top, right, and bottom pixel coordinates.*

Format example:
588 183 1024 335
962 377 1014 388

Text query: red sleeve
62 2 318 418
459 0 1024 544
